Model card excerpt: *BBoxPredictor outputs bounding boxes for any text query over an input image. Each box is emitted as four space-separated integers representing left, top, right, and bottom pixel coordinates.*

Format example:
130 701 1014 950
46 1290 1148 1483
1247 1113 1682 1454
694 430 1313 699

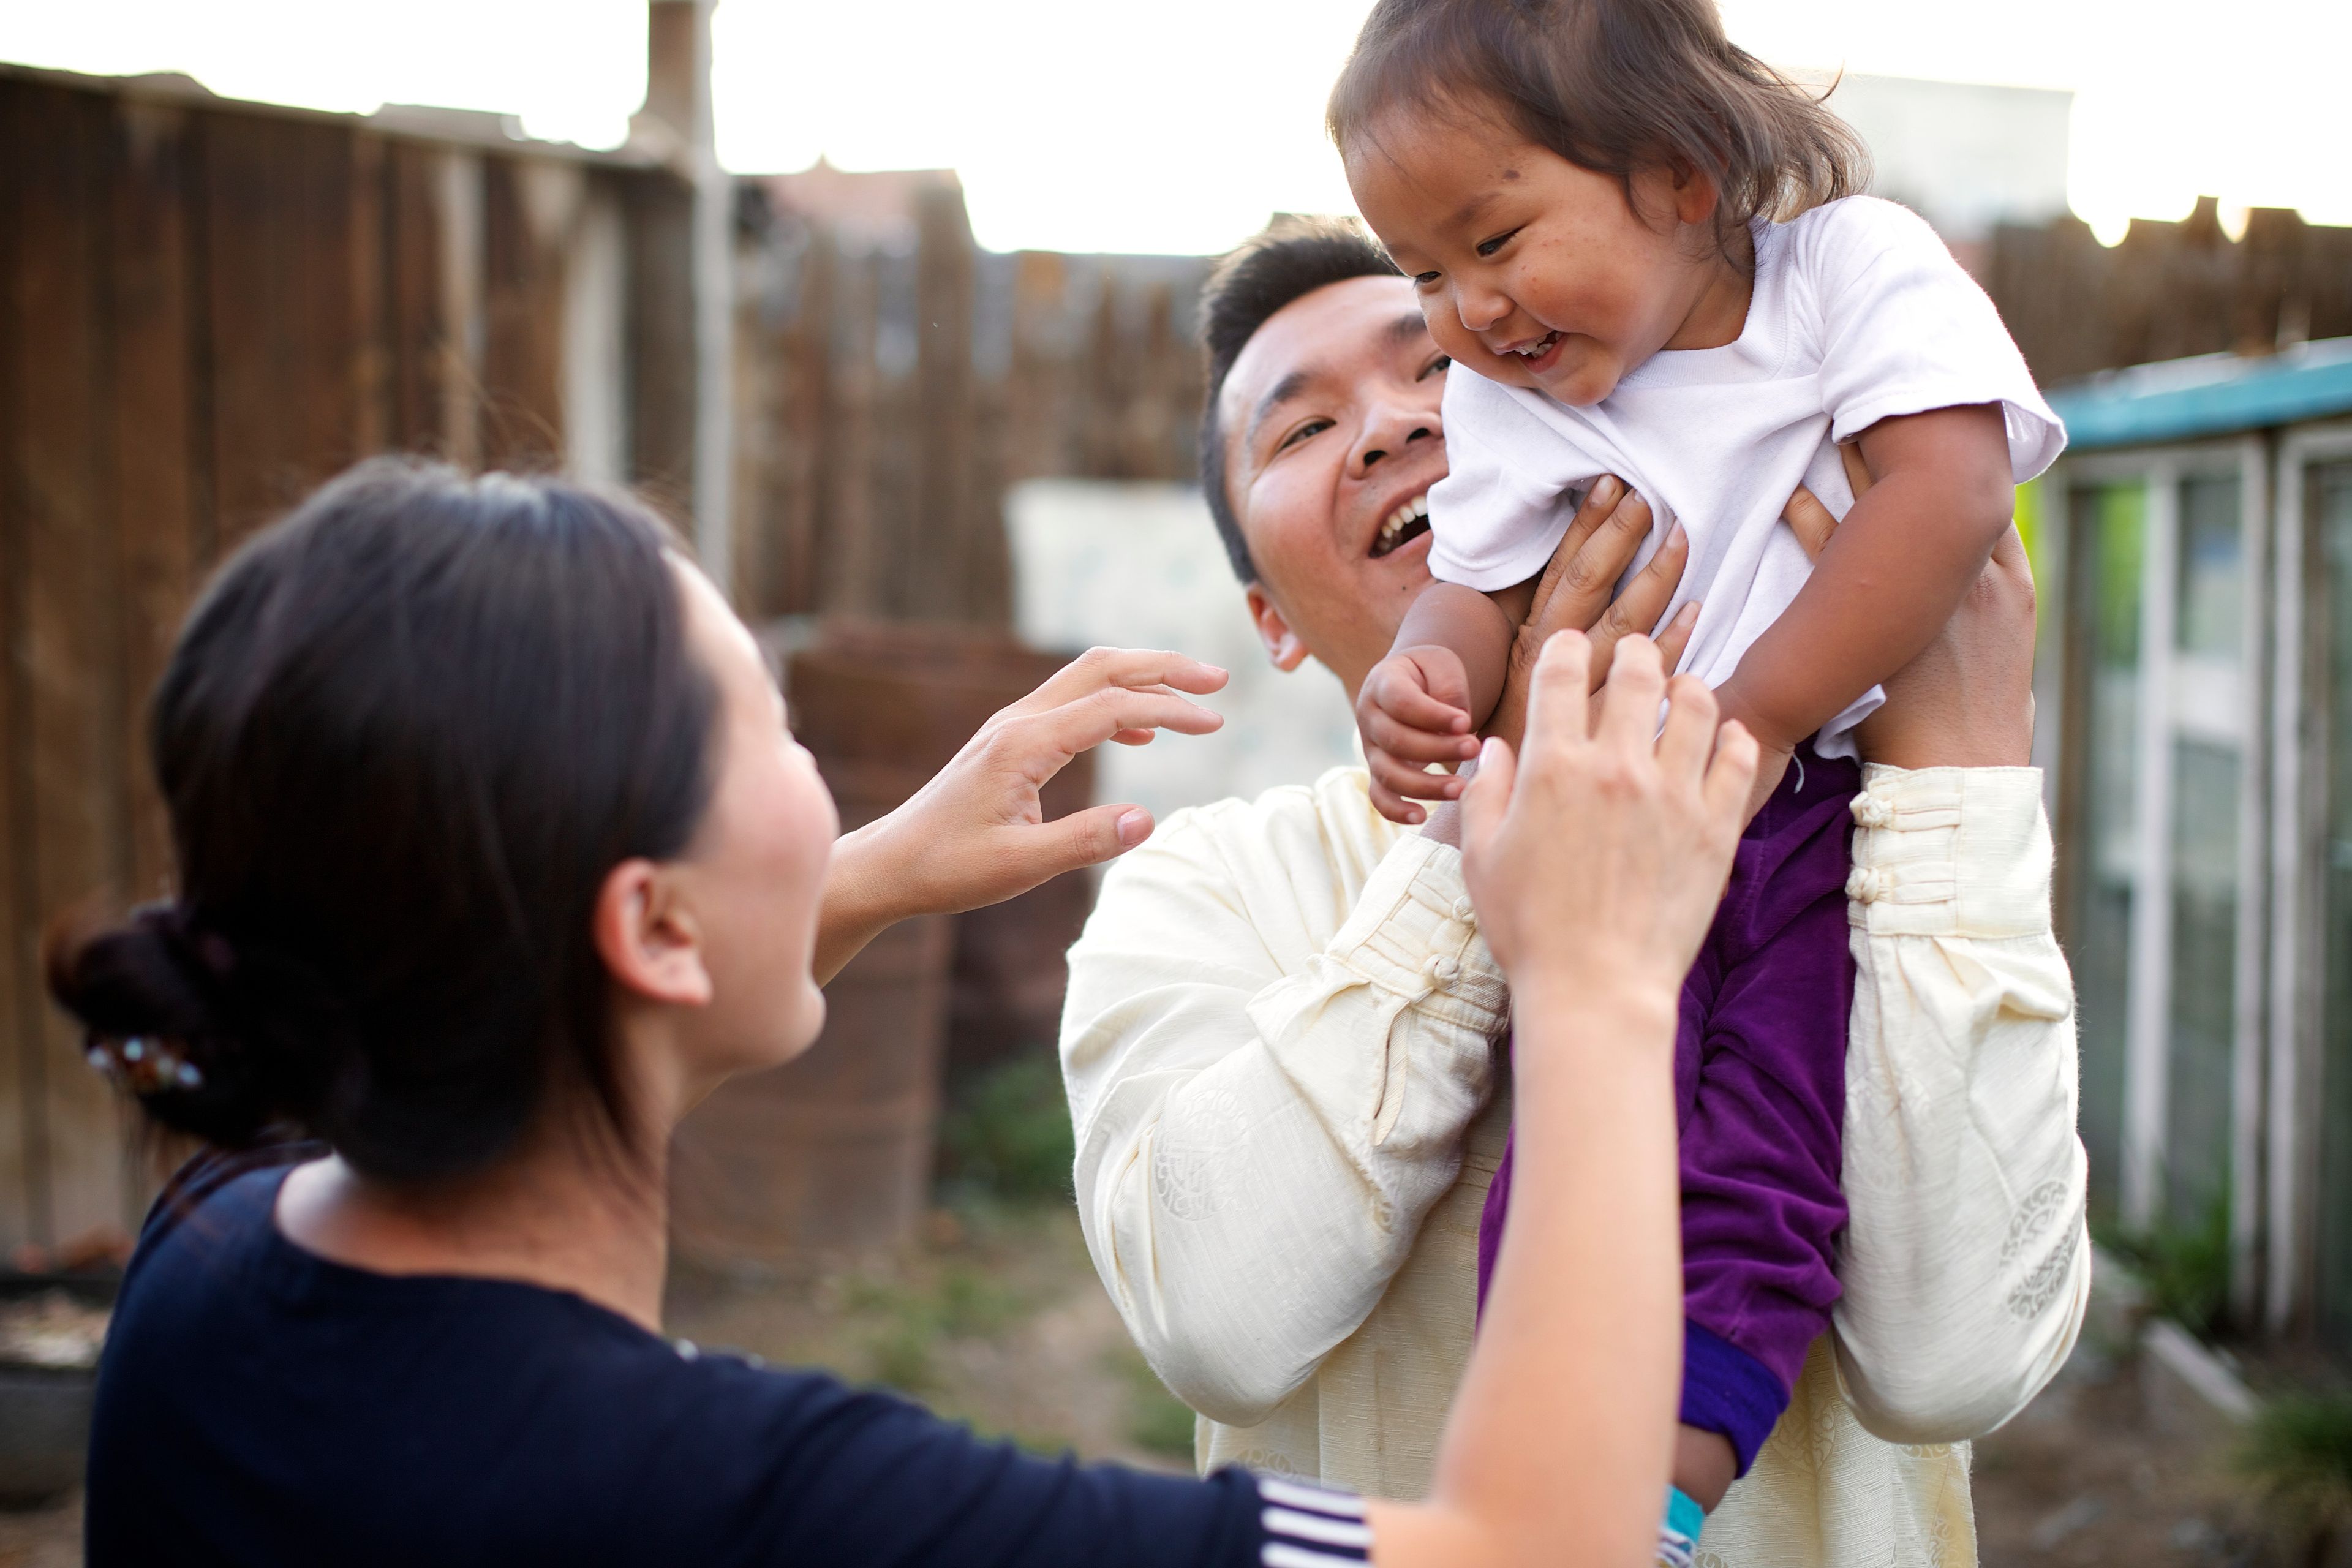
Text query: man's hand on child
1784 466 2037 771
1359 645 1481 824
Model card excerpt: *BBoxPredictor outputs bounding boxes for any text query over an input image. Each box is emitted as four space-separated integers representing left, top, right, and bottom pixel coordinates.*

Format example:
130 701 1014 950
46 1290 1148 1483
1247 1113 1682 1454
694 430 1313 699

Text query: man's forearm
1064 826 1504 1423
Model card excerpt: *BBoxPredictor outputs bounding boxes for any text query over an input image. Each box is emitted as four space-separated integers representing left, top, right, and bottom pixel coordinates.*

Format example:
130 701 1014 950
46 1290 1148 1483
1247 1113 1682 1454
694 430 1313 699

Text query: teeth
1513 331 1561 360
1376 493 1430 550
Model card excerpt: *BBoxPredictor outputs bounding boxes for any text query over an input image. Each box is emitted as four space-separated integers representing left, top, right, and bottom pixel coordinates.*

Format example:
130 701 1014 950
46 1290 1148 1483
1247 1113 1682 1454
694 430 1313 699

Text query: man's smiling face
1219 273 1452 699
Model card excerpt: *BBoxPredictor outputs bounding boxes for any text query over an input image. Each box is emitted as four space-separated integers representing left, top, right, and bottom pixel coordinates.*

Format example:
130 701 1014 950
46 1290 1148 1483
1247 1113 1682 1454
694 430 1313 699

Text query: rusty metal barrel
667 620 1094 1266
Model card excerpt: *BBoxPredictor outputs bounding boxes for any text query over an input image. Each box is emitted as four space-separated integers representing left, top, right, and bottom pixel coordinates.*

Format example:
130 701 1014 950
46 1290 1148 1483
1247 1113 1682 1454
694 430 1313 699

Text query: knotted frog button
1846 865 1891 903
1850 793 1896 829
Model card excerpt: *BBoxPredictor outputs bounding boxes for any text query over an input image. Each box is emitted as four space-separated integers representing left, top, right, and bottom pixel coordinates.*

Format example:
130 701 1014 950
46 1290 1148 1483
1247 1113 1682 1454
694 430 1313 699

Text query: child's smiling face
1343 101 1751 408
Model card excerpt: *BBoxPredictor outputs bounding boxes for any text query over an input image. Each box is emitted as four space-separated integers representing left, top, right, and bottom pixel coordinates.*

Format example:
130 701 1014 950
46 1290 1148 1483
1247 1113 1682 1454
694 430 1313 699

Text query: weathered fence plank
913 184 987 623
107 101 200 905
13 82 133 1248
201 111 301 546
292 120 363 516
625 172 696 517
482 157 577 470
0 75 39 1251
383 139 447 456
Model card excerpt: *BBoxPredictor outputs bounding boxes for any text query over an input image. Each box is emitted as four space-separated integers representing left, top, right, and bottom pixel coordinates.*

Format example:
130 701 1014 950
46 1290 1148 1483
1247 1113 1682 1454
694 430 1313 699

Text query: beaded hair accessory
74 899 230 1098
85 1034 205 1095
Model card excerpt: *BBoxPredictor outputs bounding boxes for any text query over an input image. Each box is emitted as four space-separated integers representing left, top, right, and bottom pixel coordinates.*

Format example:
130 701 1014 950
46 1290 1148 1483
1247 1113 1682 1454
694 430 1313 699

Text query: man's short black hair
1199 217 1400 584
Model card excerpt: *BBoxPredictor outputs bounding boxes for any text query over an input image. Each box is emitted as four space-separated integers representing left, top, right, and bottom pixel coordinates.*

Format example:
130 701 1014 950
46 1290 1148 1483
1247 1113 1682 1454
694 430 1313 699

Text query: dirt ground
660 1197 1196 1472
0 1207 2293 1567
1972 1343 2262 1567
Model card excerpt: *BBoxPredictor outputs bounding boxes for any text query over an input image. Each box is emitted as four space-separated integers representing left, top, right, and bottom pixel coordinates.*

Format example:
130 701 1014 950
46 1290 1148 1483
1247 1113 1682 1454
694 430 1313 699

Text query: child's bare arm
1716 404 2015 772
1356 582 1520 824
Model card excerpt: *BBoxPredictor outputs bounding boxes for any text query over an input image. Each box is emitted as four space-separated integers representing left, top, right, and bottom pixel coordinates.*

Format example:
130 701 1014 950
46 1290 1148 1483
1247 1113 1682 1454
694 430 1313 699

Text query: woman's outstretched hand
814 647 1226 984
1368 633 1753 1568
1460 631 1754 1008
1419 475 1698 850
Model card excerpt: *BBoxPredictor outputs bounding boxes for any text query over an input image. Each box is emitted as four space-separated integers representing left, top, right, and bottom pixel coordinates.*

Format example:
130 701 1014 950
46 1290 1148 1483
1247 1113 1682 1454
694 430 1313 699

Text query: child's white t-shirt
1427 195 2065 758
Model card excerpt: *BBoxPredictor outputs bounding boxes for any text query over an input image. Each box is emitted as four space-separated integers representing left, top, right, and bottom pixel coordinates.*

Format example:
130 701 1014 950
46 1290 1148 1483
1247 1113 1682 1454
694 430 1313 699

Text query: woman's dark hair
1327 0 1868 251
1198 216 1401 583
45 459 719 1185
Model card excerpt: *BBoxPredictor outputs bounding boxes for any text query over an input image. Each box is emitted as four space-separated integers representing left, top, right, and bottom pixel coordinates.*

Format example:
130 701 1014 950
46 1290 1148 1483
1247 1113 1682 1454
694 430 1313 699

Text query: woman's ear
592 859 714 1007
1245 584 1311 672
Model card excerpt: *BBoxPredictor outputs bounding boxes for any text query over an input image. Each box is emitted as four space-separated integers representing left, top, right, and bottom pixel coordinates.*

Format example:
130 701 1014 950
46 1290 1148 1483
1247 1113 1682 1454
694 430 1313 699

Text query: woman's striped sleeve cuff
1253 1477 1371 1567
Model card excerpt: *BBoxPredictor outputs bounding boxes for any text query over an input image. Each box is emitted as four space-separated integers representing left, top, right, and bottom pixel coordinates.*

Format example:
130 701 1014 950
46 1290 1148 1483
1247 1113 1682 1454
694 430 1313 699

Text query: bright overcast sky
4 0 2346 254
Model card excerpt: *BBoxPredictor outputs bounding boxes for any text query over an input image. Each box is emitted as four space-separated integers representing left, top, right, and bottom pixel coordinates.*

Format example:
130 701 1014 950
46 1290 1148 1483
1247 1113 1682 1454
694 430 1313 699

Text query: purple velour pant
1475 744 1858 1474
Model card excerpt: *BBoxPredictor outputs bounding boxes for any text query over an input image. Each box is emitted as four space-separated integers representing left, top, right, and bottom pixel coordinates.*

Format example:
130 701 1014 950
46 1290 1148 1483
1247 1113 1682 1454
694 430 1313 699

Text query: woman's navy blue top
86 1150 1370 1568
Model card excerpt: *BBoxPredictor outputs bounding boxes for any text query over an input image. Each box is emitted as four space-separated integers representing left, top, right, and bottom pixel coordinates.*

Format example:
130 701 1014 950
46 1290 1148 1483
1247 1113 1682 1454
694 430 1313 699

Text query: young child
1327 0 2065 1547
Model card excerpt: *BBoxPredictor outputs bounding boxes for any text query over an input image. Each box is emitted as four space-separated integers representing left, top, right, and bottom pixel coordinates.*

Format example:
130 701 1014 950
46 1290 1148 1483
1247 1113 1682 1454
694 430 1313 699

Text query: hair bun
45 903 274 1145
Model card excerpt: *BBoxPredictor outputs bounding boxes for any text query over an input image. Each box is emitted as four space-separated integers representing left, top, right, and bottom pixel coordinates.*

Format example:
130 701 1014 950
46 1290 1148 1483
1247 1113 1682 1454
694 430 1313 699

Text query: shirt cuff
1325 833 1507 1030
1680 1322 1790 1477
1246 1475 1371 1565
1845 764 2053 939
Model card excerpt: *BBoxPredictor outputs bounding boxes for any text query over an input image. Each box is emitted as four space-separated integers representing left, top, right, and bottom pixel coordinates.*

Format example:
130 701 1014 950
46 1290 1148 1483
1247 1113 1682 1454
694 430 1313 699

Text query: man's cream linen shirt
1062 763 2089 1568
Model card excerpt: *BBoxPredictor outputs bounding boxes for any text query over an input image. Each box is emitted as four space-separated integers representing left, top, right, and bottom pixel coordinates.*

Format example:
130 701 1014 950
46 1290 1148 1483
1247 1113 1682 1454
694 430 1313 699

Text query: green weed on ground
937 1053 1077 1204
846 1260 1027 1395
2095 1196 2233 1338
2237 1393 2352 1563
830 1052 1206 1468
1109 1346 1199 1460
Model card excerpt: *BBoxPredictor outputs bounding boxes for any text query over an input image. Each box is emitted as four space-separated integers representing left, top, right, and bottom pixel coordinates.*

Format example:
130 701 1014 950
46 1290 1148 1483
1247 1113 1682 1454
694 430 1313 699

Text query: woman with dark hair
50 458 1754 1568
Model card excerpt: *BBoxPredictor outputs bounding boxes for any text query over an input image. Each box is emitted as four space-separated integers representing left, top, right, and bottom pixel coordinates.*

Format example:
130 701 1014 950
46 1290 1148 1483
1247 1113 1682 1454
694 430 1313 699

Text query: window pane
2177 476 2245 658
2315 462 2352 1349
2163 473 2243 1230
2070 481 2145 1218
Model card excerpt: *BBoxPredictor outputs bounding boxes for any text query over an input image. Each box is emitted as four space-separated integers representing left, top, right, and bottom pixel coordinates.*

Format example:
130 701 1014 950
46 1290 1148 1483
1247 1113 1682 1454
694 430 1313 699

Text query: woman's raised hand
1459 632 1753 1005
1419 476 1698 850
814 647 1226 984
1369 634 1752 1568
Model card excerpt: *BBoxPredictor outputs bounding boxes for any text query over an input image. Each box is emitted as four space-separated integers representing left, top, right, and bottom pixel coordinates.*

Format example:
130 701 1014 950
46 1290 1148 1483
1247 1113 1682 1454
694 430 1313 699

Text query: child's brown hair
1327 0 1868 252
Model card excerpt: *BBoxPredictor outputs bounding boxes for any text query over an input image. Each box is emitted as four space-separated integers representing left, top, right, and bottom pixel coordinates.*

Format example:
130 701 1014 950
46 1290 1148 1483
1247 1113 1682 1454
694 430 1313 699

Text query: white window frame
2048 440 2270 1285
2266 420 2352 1332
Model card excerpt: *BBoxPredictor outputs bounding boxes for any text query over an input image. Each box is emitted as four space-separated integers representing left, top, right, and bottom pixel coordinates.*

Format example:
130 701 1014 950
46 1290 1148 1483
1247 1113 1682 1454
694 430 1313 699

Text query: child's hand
1357 644 1483 824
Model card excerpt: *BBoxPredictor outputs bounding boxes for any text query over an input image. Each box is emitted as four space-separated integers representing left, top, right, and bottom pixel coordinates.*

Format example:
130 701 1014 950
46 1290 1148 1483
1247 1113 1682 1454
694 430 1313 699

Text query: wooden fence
0 64 1213 1256
0 64 711 1254
729 170 1207 627
1986 197 2352 385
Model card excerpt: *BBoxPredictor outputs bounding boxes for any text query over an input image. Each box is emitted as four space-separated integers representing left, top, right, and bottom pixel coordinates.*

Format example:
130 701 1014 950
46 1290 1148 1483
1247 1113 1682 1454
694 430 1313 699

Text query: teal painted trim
2047 339 2352 451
